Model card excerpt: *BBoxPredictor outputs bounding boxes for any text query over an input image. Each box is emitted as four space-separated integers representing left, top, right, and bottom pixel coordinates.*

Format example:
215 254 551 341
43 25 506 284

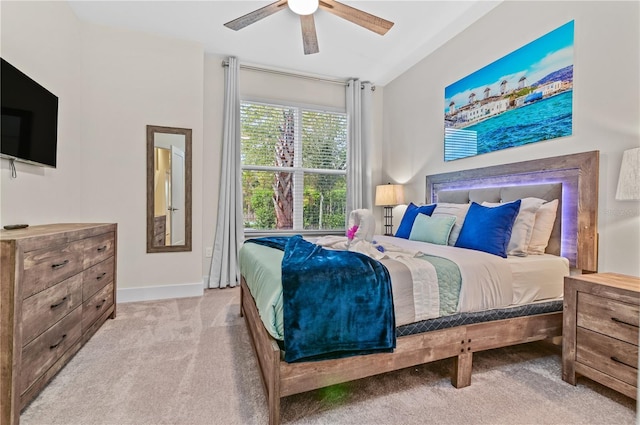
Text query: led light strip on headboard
426 151 599 272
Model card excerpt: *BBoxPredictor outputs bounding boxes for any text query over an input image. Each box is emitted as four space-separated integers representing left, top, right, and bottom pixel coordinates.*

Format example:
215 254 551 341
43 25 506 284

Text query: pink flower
346 225 359 241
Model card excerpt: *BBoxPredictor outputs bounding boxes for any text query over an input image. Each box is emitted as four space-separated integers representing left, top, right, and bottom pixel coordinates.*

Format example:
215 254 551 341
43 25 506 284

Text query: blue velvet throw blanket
246 235 396 363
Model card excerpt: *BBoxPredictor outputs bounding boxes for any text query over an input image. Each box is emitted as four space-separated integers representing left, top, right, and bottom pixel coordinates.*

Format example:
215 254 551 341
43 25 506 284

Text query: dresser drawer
154 216 166 235
21 274 83 346
20 307 82 394
82 256 115 301
82 282 114 333
576 327 638 387
577 292 639 345
153 232 165 246
22 240 84 299
83 232 115 269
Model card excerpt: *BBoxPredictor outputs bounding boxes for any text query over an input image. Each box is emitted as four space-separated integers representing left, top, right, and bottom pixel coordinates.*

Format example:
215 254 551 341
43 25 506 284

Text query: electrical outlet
205 247 213 258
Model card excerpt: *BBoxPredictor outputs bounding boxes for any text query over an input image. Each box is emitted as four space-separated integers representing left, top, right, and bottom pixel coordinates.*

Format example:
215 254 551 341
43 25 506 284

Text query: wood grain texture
452 352 473 388
21 274 82 346
82 257 115 302
240 279 563 425
0 223 117 425
21 241 84 300
426 151 599 271
576 328 637 386
82 232 116 269
153 215 166 247
81 282 114 333
0 240 21 425
319 0 394 35
240 277 281 425
146 125 192 253
300 14 319 55
577 292 638 345
20 307 83 394
563 273 639 400
224 0 288 31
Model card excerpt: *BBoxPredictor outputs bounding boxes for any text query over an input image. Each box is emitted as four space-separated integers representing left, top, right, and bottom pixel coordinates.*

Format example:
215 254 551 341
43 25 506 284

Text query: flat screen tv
1 58 58 168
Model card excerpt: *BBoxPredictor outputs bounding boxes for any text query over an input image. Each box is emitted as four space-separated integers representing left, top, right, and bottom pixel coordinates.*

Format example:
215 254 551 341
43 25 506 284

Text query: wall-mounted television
1 58 59 168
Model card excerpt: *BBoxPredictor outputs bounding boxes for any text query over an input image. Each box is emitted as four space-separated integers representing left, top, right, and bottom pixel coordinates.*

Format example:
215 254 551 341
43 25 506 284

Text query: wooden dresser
153 215 166 246
562 272 639 399
0 223 117 425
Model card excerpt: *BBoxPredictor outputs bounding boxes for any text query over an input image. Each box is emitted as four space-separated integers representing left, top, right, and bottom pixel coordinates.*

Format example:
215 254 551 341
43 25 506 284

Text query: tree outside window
241 101 347 232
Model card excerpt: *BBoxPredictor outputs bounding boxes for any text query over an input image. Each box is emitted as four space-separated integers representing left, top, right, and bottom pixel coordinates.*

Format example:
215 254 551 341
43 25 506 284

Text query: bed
239 151 599 425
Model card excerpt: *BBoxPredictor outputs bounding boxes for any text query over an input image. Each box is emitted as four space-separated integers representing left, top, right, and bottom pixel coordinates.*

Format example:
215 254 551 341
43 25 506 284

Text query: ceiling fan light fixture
288 0 319 16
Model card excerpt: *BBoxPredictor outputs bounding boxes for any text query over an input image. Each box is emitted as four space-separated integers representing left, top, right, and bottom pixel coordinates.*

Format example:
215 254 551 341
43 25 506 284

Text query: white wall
0 1 83 225
382 1 640 276
79 22 204 296
1 1 206 301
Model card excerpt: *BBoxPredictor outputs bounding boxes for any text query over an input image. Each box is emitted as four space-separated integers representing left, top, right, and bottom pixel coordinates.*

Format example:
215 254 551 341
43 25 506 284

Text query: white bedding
507 254 569 304
373 235 515 313
375 236 569 309
240 235 570 341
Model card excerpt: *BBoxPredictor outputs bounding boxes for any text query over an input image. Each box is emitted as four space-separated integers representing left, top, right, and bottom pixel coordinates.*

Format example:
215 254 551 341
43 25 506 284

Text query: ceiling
68 1 501 86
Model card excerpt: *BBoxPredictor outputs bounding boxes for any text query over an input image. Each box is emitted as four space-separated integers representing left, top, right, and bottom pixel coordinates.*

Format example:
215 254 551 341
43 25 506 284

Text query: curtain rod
221 60 374 90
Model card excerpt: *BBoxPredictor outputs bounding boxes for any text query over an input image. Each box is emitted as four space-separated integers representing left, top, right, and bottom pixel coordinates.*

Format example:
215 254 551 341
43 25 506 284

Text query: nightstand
562 272 639 399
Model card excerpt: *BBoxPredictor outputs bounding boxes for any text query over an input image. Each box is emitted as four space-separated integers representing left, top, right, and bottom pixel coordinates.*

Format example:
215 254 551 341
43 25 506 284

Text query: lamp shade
615 147 640 201
375 184 405 206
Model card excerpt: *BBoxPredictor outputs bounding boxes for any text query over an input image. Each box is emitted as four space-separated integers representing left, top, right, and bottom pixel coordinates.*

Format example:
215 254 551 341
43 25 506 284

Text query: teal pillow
409 213 457 245
455 200 521 258
395 203 437 239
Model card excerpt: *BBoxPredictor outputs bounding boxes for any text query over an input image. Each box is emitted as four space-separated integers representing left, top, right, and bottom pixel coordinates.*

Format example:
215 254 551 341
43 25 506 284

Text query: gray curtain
208 57 243 288
346 79 373 214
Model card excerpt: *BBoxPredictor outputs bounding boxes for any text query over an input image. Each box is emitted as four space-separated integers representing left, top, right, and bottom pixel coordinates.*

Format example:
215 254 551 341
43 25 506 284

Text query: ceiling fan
224 0 394 55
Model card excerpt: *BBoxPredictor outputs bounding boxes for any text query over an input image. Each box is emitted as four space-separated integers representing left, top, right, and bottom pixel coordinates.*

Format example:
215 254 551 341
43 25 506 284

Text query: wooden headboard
426 151 599 272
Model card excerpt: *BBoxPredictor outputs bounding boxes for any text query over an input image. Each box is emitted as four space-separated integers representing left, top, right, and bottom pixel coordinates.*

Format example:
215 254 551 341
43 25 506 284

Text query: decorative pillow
409 214 457 245
395 203 436 239
455 200 521 258
528 199 559 255
431 203 471 246
482 197 546 256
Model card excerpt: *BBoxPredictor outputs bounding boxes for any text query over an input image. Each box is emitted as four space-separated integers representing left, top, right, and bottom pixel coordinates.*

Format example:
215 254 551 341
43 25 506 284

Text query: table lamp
375 183 405 236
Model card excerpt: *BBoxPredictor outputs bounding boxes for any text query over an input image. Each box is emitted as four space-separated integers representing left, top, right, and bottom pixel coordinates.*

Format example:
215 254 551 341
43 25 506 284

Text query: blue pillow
454 200 521 258
395 203 437 239
409 213 457 245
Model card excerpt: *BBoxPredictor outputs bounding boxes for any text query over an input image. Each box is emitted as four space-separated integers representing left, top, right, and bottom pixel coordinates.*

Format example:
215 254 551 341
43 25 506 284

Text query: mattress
507 254 569 304
238 235 569 341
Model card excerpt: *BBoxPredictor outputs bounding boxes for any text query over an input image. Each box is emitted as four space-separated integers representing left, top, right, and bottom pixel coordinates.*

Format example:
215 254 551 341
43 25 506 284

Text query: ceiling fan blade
319 0 394 35
224 0 288 31
300 14 319 55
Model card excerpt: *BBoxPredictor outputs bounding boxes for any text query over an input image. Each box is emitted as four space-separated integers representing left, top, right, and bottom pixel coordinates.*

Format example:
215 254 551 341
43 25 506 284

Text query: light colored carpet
21 287 636 425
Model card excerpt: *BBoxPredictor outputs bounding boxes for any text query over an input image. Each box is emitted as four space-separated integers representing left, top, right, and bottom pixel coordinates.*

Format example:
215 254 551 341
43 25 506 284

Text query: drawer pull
611 356 638 370
97 245 108 252
51 259 70 270
96 272 107 281
96 299 107 309
611 317 639 328
50 296 68 309
49 334 67 350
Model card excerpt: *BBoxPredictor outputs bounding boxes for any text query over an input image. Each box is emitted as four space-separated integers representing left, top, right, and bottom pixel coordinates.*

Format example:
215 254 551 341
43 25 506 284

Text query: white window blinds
241 100 348 232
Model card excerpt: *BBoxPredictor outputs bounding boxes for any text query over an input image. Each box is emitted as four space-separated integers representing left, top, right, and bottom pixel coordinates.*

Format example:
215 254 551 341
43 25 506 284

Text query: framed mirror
146 125 192 253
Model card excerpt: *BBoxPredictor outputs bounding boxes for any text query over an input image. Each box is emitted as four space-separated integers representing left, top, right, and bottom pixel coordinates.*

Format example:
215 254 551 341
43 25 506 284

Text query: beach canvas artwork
444 21 574 161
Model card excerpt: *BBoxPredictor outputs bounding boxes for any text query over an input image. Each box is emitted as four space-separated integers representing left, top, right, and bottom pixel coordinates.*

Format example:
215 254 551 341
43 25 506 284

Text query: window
241 100 348 232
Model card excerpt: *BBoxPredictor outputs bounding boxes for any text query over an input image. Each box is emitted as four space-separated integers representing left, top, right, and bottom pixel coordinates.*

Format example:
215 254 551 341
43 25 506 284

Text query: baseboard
117 281 204 303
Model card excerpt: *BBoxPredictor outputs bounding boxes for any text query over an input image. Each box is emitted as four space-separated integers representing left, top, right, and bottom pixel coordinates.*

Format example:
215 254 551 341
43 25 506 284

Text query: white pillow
528 199 559 255
432 203 470 246
482 197 546 256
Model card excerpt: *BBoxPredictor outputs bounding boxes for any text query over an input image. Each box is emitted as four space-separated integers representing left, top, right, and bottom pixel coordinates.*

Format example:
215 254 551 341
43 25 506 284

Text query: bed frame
240 151 599 425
